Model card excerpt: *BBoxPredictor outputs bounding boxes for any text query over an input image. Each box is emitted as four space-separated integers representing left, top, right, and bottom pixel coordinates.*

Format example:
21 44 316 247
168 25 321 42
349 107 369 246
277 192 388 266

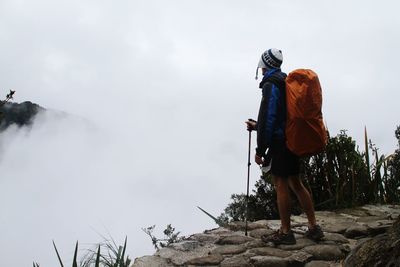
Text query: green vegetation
142 224 184 250
33 238 131 267
220 127 400 222
0 90 43 130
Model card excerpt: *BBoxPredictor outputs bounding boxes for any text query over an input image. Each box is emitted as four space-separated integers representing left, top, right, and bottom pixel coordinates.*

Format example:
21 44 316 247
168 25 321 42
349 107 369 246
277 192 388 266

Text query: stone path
132 205 400 267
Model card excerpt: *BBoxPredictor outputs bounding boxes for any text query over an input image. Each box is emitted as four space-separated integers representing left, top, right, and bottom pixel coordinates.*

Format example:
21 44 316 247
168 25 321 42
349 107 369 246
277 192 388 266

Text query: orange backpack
285 69 327 157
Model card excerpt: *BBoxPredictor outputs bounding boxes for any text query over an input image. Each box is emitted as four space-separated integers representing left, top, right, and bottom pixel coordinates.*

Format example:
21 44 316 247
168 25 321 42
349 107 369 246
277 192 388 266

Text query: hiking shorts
268 139 300 178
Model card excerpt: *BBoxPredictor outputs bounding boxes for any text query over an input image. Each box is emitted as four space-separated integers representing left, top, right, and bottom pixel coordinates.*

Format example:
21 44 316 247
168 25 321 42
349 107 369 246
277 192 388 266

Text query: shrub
220 128 400 222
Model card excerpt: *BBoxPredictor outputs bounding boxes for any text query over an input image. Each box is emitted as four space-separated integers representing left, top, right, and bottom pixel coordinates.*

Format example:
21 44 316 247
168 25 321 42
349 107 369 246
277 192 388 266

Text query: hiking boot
261 229 296 245
304 225 324 241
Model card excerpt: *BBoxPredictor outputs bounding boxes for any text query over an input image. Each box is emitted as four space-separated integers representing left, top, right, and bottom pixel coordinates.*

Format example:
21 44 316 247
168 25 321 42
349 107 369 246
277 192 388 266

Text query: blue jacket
256 69 287 156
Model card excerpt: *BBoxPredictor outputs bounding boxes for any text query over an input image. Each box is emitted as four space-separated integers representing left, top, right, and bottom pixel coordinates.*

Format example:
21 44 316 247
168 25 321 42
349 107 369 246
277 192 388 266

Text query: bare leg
273 176 291 233
288 176 317 228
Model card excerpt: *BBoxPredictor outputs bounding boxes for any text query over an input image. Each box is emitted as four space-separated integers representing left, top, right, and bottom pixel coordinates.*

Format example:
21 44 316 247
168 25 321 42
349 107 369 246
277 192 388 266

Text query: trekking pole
245 127 252 236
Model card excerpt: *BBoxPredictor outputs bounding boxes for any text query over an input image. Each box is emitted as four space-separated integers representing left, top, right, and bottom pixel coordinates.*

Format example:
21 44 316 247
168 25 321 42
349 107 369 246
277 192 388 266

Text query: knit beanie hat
255 48 283 79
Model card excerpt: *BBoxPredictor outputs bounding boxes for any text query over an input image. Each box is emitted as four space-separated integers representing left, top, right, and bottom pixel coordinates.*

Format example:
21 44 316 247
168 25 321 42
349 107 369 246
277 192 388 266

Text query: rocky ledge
132 205 400 267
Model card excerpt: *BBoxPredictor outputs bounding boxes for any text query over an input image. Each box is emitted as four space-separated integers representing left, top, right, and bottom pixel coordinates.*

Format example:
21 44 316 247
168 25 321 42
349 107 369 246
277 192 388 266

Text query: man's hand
255 154 264 165
245 119 257 131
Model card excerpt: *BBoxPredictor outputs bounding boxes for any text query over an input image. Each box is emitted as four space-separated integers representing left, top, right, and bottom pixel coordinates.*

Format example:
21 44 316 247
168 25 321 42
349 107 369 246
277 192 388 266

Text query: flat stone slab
211 245 246 255
367 224 391 236
291 215 309 225
216 235 254 245
356 215 387 223
322 232 349 243
303 244 345 261
339 208 369 217
248 247 291 258
169 240 199 251
322 221 355 234
305 260 341 267
344 224 369 238
185 253 224 265
156 244 217 266
278 238 316 250
249 228 275 238
220 254 252 267
189 233 220 243
245 239 268 249
204 227 233 236
265 220 282 230
131 255 173 267
227 221 268 231
286 250 313 265
250 255 289 267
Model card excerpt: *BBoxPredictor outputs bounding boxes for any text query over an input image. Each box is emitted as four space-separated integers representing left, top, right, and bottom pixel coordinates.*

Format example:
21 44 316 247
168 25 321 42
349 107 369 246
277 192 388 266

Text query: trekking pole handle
247 118 256 132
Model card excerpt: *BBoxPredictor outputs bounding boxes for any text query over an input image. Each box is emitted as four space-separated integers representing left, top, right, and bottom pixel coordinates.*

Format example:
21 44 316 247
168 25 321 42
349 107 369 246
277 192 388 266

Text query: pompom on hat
255 48 283 79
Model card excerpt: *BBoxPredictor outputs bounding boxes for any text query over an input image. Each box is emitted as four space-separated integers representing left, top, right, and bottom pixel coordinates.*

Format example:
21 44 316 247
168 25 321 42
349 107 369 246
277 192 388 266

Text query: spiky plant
36 238 130 267
80 237 131 267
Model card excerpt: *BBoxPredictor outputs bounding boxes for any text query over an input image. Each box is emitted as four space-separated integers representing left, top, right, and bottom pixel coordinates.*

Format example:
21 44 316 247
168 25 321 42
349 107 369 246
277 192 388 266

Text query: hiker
245 48 324 245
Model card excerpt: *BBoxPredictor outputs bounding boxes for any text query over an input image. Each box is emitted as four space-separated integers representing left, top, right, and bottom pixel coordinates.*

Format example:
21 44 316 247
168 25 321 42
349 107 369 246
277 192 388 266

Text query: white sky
0 0 399 266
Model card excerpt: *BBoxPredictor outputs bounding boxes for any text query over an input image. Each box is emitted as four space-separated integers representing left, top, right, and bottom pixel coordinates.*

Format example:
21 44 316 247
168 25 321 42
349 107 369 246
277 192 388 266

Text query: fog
0 0 399 265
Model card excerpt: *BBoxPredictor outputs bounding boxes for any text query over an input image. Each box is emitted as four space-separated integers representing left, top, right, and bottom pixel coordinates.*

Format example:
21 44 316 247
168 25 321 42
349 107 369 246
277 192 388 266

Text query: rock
303 245 345 261
133 205 400 267
339 244 352 254
216 235 254 245
249 228 275 239
319 240 336 245
368 224 392 236
211 245 246 255
189 233 220 243
245 239 267 249
184 253 224 265
169 240 199 251
305 260 340 267
363 221 392 236
360 205 387 217
220 254 252 267
361 204 400 217
278 238 316 250
265 220 282 230
156 244 216 266
0 101 44 130
343 216 400 267
322 232 349 244
315 211 356 233
291 215 309 225
226 221 247 231
250 255 289 267
286 250 313 265
375 219 396 226
356 215 387 223
253 220 270 225
346 239 358 250
354 237 371 247
344 224 368 238
131 255 172 267
248 247 291 258
339 208 369 217
227 221 268 231
322 221 354 234
204 227 233 236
